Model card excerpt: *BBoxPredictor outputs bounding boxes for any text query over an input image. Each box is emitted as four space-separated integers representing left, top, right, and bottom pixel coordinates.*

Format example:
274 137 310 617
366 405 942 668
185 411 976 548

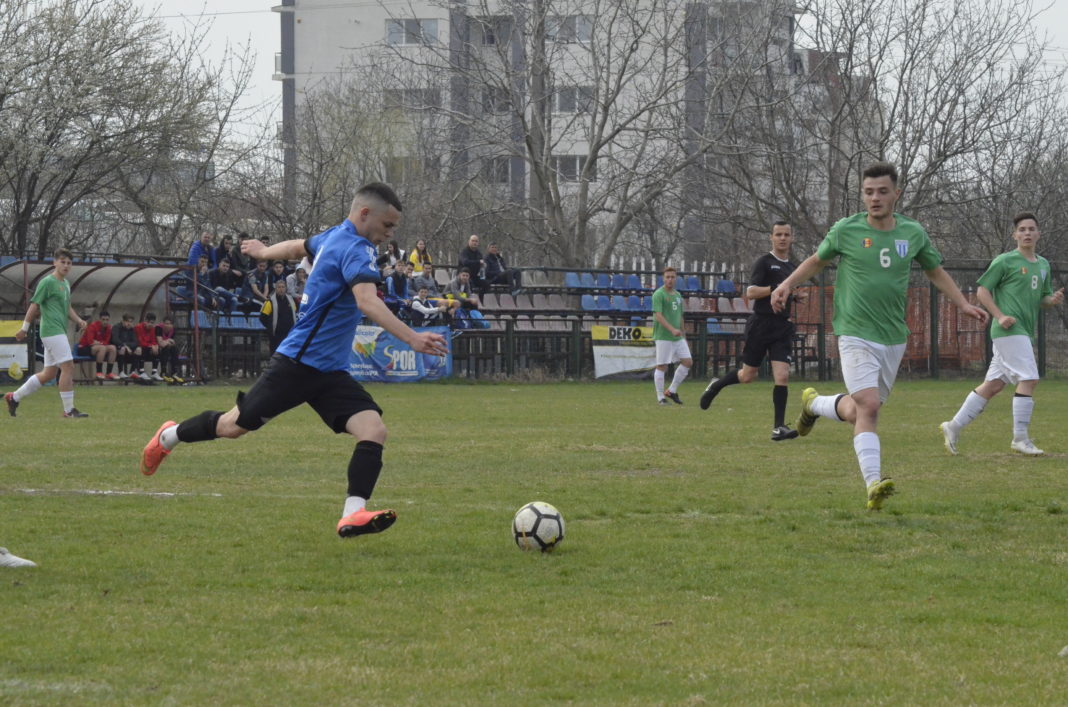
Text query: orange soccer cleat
336 508 397 538
141 421 177 476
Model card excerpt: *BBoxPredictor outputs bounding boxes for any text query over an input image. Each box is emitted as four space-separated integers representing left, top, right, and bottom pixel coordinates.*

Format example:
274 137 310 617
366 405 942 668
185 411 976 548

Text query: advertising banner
348 325 451 382
0 320 29 384
591 324 655 378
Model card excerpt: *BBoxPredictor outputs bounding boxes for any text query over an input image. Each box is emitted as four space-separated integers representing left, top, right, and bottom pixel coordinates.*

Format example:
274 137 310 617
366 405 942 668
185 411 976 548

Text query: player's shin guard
347 441 384 499
175 411 222 443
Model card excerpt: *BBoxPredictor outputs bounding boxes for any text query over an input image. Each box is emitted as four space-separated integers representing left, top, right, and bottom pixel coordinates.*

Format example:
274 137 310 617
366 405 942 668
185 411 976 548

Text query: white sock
654 369 665 400
59 390 74 414
949 391 987 431
1012 395 1034 442
13 374 43 402
812 394 844 422
854 431 881 486
668 364 690 393
160 424 181 451
343 496 367 517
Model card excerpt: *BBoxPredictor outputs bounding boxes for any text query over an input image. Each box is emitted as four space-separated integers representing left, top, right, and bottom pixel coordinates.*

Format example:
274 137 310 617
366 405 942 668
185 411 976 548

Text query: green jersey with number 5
816 212 942 345
976 250 1052 342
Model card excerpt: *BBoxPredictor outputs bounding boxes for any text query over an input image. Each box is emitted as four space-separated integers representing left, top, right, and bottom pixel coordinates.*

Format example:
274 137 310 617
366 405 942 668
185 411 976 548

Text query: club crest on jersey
1021 267 1028 275
894 240 908 258
862 238 872 248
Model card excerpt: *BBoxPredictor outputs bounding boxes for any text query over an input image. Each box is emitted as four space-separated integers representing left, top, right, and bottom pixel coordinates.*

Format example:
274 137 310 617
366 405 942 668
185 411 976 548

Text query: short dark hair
772 220 790 228
145 312 156 322
460 267 472 276
355 182 403 212
1013 212 1038 228
53 247 73 261
862 161 899 185
122 314 134 322
219 257 231 266
100 310 110 318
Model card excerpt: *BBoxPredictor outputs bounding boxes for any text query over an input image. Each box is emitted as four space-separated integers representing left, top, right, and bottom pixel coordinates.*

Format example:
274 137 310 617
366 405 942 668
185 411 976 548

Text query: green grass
3 379 1068 704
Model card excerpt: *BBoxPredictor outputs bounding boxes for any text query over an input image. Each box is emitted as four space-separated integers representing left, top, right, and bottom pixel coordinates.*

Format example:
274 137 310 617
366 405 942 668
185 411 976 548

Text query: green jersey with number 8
976 250 1052 342
816 212 942 346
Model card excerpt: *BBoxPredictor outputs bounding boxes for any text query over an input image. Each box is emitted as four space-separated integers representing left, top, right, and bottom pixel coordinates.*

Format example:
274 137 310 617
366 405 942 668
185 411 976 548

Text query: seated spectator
134 313 162 381
457 234 487 296
178 254 219 310
443 268 481 310
285 266 307 303
213 235 233 272
187 231 217 268
485 243 522 296
386 241 405 270
113 313 140 379
260 279 297 353
410 286 450 326
155 315 183 384
267 260 289 290
411 262 440 296
242 259 270 308
409 238 432 274
76 310 117 379
384 261 414 317
208 258 241 311
228 232 255 283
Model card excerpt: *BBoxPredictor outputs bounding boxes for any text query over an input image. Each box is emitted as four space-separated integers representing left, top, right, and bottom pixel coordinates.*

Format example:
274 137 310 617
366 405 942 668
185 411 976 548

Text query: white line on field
12 488 223 498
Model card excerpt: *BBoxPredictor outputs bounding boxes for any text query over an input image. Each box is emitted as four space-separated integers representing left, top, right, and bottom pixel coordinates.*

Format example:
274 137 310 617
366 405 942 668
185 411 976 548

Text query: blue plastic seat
611 273 626 290
580 272 596 289
595 273 611 289
714 279 737 294
626 274 643 291
564 272 581 290
610 295 627 310
581 294 597 311
686 276 701 292
595 295 611 310
626 295 641 311
195 310 213 329
706 317 724 334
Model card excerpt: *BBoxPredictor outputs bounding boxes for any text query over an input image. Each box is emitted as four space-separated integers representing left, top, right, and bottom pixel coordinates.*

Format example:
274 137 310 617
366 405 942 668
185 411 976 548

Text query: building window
477 16 512 46
545 15 592 43
555 86 594 113
481 87 511 114
386 156 441 184
551 154 595 182
386 18 438 46
383 88 442 111
481 156 510 184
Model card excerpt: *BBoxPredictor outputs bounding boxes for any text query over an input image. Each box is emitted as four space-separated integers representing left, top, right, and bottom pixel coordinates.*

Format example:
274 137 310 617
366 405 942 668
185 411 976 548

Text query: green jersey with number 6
816 212 942 346
30 274 72 338
651 286 683 341
976 250 1052 342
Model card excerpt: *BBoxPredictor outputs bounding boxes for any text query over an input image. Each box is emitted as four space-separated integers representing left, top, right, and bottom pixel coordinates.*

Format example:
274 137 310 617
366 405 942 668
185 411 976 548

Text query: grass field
3 378 1068 704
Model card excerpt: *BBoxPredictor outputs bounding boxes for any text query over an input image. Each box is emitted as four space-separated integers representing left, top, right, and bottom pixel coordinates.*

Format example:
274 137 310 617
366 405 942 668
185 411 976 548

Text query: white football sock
949 391 988 431
653 369 665 400
59 391 74 413
160 424 181 451
854 432 881 486
668 364 690 394
13 374 43 402
1012 395 1034 442
343 496 367 517
812 394 844 422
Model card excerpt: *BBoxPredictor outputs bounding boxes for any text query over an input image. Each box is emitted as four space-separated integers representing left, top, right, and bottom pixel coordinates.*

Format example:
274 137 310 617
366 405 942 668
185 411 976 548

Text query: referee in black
700 221 804 441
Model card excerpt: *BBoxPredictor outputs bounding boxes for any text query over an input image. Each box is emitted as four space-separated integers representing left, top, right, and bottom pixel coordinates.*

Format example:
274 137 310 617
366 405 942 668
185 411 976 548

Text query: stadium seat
579 272 596 289
497 293 516 310
610 273 626 290
513 293 534 310
596 295 611 310
564 271 582 290
626 295 641 311
581 294 598 311
717 296 733 313
531 293 550 310
686 276 701 292
547 294 567 310
515 315 534 331
482 293 499 310
714 279 737 294
626 274 643 291
195 310 213 329
610 295 627 310
706 317 725 334
595 273 611 289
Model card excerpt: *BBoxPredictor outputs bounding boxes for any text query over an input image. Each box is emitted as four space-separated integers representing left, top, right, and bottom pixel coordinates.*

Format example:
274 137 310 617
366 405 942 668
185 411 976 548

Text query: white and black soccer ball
512 501 565 552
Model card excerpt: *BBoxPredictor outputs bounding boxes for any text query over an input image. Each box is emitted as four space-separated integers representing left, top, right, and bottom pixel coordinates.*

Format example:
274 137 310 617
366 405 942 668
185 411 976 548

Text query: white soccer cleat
0 547 36 568
940 421 959 455
1010 439 1044 456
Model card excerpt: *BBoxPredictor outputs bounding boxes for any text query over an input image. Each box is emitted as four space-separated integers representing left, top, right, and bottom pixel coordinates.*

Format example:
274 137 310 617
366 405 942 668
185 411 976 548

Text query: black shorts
76 344 95 357
741 315 794 368
235 354 382 433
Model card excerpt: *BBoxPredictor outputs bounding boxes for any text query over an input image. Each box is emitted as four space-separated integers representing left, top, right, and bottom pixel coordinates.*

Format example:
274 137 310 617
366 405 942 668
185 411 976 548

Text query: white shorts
838 335 906 403
985 335 1039 384
655 338 692 366
41 333 74 367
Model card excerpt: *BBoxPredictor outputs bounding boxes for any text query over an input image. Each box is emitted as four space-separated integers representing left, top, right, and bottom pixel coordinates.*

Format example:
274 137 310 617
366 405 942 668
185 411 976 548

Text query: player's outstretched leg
795 387 819 436
337 509 397 538
141 420 178 476
866 478 895 511
939 421 959 455
337 439 396 538
4 392 17 417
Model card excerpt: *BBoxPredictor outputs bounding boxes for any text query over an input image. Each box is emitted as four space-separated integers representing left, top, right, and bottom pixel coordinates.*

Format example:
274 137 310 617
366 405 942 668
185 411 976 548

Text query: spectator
267 260 289 290
260 279 298 353
213 235 233 271
208 258 241 311
386 241 405 269
457 234 487 295
134 312 163 382
384 261 413 317
484 243 522 296
155 315 183 384
286 266 308 302
187 231 217 268
77 310 118 379
443 268 481 310
408 238 432 274
411 262 440 296
178 254 219 310
410 286 450 326
114 313 140 379
228 232 254 283
243 259 270 307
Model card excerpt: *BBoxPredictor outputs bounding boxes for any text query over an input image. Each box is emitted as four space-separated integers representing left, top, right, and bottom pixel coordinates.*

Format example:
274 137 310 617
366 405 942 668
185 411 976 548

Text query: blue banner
348 325 451 382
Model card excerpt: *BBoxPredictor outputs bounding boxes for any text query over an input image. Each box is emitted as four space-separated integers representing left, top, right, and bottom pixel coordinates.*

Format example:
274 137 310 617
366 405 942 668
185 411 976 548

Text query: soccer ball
512 501 565 552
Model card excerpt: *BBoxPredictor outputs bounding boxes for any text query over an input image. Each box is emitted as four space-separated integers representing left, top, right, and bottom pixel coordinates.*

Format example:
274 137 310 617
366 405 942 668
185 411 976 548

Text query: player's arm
14 302 40 341
68 305 87 332
924 266 989 324
653 311 681 337
770 254 828 312
1041 287 1065 309
353 282 448 356
241 238 307 262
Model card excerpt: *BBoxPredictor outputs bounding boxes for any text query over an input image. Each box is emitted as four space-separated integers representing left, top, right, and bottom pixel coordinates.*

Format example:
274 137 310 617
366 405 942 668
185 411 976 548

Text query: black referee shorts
741 315 794 368
235 354 382 434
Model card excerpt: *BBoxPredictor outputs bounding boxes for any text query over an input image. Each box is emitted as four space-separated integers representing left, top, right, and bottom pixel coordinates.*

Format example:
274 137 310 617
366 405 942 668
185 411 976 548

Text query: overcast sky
143 0 1068 137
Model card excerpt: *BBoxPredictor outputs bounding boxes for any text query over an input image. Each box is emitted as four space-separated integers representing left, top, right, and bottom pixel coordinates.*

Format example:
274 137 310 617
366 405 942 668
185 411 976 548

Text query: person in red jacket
134 312 162 382
77 311 118 379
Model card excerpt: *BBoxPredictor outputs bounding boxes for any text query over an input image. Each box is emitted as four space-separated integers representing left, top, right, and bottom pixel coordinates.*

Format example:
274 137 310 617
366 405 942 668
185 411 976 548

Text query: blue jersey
276 219 381 371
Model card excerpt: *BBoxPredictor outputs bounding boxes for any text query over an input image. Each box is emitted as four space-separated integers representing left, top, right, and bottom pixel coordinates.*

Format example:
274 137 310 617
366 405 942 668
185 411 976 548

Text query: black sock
176 411 222 443
347 441 384 499
715 369 740 391
773 385 788 427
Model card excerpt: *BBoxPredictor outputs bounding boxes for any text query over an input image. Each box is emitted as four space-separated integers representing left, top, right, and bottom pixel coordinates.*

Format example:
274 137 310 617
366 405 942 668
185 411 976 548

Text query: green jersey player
651 267 691 405
940 212 1064 456
770 162 988 510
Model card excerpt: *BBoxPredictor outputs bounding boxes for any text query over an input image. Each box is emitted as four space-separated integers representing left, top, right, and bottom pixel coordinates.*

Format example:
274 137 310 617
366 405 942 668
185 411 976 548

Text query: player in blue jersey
139 183 448 538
